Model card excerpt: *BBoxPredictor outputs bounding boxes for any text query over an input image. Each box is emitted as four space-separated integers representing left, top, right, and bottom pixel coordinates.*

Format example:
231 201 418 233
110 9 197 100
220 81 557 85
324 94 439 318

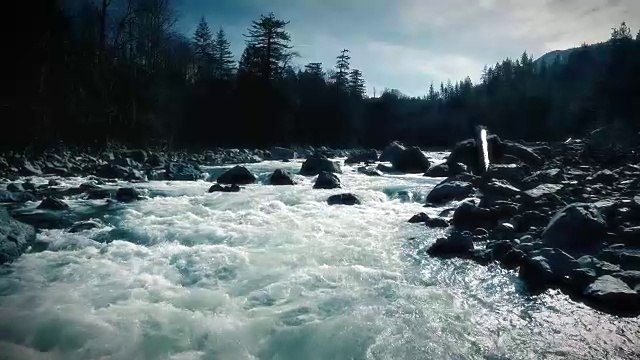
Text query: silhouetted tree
193 17 214 79
348 69 366 98
212 28 235 80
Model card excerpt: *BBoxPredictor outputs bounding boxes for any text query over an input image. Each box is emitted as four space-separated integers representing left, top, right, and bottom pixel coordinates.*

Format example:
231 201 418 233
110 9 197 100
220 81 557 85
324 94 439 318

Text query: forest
9 0 640 150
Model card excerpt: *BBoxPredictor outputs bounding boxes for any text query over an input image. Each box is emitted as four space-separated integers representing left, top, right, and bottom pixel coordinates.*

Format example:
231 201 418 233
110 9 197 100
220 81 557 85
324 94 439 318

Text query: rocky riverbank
413 127 640 316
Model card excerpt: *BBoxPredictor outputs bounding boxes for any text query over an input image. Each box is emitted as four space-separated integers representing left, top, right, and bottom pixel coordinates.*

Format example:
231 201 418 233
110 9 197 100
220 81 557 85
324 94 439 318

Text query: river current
0 155 638 359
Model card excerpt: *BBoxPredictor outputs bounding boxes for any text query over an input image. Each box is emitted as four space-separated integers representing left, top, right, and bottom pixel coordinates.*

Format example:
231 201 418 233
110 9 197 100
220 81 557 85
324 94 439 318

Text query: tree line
9 1 640 150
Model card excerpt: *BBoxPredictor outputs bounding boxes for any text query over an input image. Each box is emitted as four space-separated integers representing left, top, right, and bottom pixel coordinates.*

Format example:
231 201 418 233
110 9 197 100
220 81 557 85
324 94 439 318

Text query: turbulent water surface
1 155 639 360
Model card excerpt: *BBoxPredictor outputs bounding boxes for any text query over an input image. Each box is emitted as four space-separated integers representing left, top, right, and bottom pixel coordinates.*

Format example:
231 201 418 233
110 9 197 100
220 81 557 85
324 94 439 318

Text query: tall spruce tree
333 49 351 91
212 27 235 80
244 12 294 80
193 17 214 79
348 69 366 98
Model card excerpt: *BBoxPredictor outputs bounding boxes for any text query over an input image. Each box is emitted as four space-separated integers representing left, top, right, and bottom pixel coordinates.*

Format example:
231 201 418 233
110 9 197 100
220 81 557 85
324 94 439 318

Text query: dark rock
68 220 102 233
427 231 474 257
357 166 383 177
379 141 405 162
481 179 521 199
577 255 621 276
485 164 528 185
87 188 112 200
0 190 37 203
115 188 142 202
600 248 640 271
270 169 295 186
391 147 431 173
542 203 607 253
48 179 62 187
37 197 69 211
300 156 342 176
426 217 449 228
345 149 378 164
583 275 640 315
7 183 23 192
217 166 256 185
426 179 474 205
519 248 578 292
166 162 202 181
522 169 565 189
516 211 550 232
148 152 165 167
587 169 618 185
409 212 430 223
612 271 640 288
313 172 341 189
0 208 36 264
22 182 36 191
490 240 515 262
125 149 148 164
327 193 362 206
96 164 131 179
376 164 395 173
424 163 450 177
270 147 296 161
523 184 564 202
208 184 240 193
452 201 500 230
502 141 543 167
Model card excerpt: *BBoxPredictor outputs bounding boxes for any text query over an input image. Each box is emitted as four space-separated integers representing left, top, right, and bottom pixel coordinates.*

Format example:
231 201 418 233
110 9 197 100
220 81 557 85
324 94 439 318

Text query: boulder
327 193 362 206
599 248 640 271
0 190 37 203
87 188 112 200
612 271 640 288
424 163 450 177
587 169 618 185
0 208 36 264
165 162 202 181
426 231 474 257
583 275 640 315
391 147 431 173
523 184 564 202
452 201 500 230
576 255 621 276
542 203 607 253
345 149 378 164
313 172 341 189
426 217 449 228
68 220 103 233
379 141 406 162
522 169 565 189
208 184 240 193
502 141 543 167
115 187 142 202
270 147 296 161
7 183 23 192
124 149 147 164
357 166 383 177
96 164 131 179
148 152 165 167
408 213 430 224
426 179 474 205
518 247 578 292
217 166 256 185
485 164 528 185
22 182 36 191
270 169 295 186
37 197 69 211
300 156 342 176
481 179 521 199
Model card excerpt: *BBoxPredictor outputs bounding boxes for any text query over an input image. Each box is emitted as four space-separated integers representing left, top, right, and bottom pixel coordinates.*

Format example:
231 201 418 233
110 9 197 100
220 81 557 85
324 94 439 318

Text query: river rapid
0 155 638 360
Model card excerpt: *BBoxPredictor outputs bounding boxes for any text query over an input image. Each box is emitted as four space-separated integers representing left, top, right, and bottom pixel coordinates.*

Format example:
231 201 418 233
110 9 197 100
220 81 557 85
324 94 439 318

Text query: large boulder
481 179 521 200
124 149 147 164
313 172 341 189
452 201 501 230
96 164 132 180
270 169 295 186
583 275 640 315
379 141 405 162
0 208 36 264
327 193 362 206
345 149 378 164
446 135 503 174
115 187 142 202
522 169 565 189
502 141 543 167
217 166 256 185
0 190 37 203
300 156 342 176
208 184 240 193
485 164 528 185
37 197 69 211
423 163 450 177
542 203 607 253
426 178 474 205
426 231 474 257
270 147 296 161
165 162 202 181
391 147 430 173
518 247 578 292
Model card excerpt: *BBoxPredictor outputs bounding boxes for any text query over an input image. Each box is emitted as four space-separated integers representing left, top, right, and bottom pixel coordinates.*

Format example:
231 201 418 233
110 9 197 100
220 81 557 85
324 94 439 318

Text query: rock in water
345 149 378 164
67 220 103 233
1 208 36 264
313 172 341 189
408 212 431 223
208 184 241 193
379 141 406 162
37 197 70 211
116 188 142 202
270 147 296 161
217 166 256 185
427 231 474 257
426 179 474 205
327 193 362 205
270 169 295 185
300 156 342 176
391 147 431 173
583 275 640 315
542 203 607 253
165 162 202 181
424 163 450 177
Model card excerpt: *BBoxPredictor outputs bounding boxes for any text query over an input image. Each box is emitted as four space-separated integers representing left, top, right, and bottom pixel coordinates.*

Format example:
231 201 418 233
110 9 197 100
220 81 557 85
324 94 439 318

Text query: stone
426 179 474 205
408 212 430 224
599 248 640 271
217 166 256 185
96 164 131 179
300 156 342 176
208 184 240 193
523 184 564 201
519 248 578 292
612 271 640 288
452 201 500 230
270 169 295 186
357 166 383 177
87 188 112 200
165 162 202 181
391 147 431 173
485 164 528 185
270 147 297 161
68 220 102 233
577 255 621 276
0 208 36 264
481 179 521 199
0 190 37 203
424 163 450 177
426 217 449 228
37 197 69 211
327 193 362 206
7 183 23 192
379 141 405 162
583 275 640 315
426 231 474 257
542 203 607 253
522 169 564 189
345 149 378 164
313 172 341 189
502 141 543 167
115 188 142 203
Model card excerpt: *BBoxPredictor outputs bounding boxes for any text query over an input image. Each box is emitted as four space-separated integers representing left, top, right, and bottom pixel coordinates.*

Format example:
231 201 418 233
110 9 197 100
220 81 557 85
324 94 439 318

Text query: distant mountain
534 41 610 68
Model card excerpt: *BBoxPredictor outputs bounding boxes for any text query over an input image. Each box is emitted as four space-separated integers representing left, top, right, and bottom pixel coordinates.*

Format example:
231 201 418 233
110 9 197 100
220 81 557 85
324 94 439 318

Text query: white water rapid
0 155 638 360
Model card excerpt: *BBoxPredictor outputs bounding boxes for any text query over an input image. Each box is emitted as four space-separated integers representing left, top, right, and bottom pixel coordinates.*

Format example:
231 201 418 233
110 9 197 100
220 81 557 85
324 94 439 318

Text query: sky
175 0 640 97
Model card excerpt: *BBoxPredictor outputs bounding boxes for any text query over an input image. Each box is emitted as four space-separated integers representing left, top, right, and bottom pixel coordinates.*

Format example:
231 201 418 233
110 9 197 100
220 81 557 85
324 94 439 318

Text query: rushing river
0 155 638 360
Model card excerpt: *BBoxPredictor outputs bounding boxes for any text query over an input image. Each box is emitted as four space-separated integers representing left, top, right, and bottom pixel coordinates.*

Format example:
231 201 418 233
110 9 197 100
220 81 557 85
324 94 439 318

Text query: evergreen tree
212 27 235 80
611 22 632 41
636 30 640 41
348 69 366 98
428 82 437 100
193 17 214 79
244 13 294 80
304 62 324 78
333 49 351 91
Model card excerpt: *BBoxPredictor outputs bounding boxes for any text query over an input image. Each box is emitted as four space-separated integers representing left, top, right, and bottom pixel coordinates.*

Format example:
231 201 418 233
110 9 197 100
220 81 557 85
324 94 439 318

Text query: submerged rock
1 208 36 264
408 212 430 224
67 220 103 233
217 166 256 185
209 184 241 193
115 187 142 202
327 193 362 206
270 169 295 185
313 172 341 189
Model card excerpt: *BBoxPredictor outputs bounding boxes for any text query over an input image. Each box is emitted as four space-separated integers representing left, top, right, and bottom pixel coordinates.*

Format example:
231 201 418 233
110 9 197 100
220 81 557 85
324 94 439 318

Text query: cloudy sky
175 0 639 96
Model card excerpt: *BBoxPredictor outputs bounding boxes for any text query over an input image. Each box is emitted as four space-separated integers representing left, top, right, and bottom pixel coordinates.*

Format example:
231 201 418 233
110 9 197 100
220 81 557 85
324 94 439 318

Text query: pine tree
193 17 214 79
636 29 640 41
348 69 366 98
212 27 235 80
611 22 632 41
244 12 294 80
333 49 351 91
428 82 437 100
304 62 324 78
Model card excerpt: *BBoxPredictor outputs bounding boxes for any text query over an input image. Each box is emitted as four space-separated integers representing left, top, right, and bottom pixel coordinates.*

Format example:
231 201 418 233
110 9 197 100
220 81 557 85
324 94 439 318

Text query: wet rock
426 231 474 257
217 165 256 185
424 163 450 177
481 179 521 200
7 183 23 192
96 164 131 179
599 247 640 271
87 188 112 200
345 149 378 164
115 187 142 202
0 208 36 264
502 141 543 167
148 152 165 167
587 169 618 185
313 172 341 189
612 271 640 288
67 220 103 233
452 201 500 230
577 255 621 276
426 217 449 228
22 181 36 191
426 179 474 205
37 197 69 211
0 190 37 203
542 203 607 253
165 162 202 181
270 169 295 185
518 247 578 292
124 149 147 164
523 183 564 202
391 147 431 173
270 147 297 161
408 213 430 224
327 193 362 206
48 179 62 187
300 156 342 176
379 141 405 162
485 164 528 185
583 275 640 315
376 164 395 173
357 166 383 177
208 184 240 193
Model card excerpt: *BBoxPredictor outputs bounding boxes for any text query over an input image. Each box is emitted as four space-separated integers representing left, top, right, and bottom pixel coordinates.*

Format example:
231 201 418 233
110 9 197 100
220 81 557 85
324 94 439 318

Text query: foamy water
0 156 638 360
